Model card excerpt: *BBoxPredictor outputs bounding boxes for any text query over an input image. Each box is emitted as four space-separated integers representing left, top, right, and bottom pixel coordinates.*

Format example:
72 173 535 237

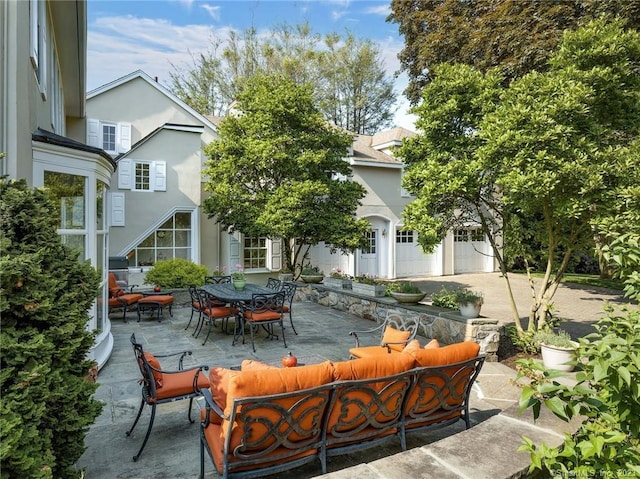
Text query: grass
517 271 624 291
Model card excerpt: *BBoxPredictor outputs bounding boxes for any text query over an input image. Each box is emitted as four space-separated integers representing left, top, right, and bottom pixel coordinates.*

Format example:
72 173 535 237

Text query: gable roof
115 123 204 161
87 70 218 133
350 127 416 168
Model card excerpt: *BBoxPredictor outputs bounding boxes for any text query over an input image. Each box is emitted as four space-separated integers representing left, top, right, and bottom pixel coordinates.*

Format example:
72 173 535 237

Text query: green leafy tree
202 74 370 275
169 23 397 134
397 19 640 334
388 0 640 105
1 178 103 478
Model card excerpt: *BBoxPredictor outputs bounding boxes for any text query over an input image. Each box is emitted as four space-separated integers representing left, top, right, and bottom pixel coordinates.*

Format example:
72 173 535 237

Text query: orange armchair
126 333 210 461
108 273 142 322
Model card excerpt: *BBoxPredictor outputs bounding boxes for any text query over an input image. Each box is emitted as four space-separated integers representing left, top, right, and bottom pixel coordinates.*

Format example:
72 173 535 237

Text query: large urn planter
540 342 578 372
323 277 352 289
390 291 426 304
300 274 324 284
352 282 386 298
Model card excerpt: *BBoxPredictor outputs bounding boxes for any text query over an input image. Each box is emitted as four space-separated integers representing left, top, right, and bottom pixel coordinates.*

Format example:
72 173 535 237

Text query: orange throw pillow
143 352 163 389
424 339 440 349
403 339 421 352
382 326 411 352
241 359 277 370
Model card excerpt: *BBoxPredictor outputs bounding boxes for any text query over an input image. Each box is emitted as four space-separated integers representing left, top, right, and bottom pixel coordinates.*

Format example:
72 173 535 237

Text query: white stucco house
1 0 116 367
87 70 495 289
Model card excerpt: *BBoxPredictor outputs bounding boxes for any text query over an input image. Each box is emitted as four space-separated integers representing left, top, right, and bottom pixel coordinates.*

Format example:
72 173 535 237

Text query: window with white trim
454 229 469 242
126 212 192 266
470 229 485 242
117 159 166 192
134 162 151 191
30 0 47 97
86 119 131 155
243 237 267 269
396 230 414 243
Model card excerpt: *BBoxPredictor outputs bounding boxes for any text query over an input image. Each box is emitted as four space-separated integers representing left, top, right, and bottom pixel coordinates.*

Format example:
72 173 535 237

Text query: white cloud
201 4 221 21
364 4 391 16
332 10 346 21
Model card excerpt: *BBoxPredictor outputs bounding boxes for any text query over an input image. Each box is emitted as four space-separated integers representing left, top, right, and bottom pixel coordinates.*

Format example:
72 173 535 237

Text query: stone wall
295 283 501 362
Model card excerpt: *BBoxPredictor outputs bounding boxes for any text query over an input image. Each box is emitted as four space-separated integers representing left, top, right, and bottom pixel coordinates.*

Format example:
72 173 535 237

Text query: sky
87 0 417 130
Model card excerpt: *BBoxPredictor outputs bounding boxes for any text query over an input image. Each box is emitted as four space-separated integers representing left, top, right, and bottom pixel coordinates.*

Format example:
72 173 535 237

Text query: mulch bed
497 331 540 370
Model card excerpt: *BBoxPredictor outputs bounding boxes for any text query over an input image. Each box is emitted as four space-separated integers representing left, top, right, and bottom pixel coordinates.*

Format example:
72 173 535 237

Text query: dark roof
32 128 116 167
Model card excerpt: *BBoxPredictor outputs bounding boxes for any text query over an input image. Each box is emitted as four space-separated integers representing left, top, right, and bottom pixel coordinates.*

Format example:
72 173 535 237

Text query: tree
169 24 397 134
202 74 370 275
1 178 103 478
397 19 640 334
388 0 640 105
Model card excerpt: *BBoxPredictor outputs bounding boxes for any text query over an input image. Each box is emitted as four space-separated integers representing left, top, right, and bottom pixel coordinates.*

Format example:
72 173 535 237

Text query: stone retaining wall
295 283 501 362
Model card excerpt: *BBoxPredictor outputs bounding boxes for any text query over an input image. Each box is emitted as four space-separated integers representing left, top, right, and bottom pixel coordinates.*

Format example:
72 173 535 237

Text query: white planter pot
352 282 386 297
458 302 482 318
323 277 352 289
540 343 578 372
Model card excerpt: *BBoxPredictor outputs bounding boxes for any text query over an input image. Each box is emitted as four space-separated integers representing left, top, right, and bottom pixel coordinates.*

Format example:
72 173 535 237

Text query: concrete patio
76 277 596 478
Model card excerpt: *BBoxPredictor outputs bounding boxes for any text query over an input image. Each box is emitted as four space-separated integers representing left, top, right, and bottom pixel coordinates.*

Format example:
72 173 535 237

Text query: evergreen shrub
144 258 209 288
0 178 103 478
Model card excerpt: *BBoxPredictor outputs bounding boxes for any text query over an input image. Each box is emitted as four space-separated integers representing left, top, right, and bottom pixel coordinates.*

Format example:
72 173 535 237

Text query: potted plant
231 264 246 290
387 282 426 304
454 289 484 318
323 267 352 289
300 265 324 283
352 273 386 297
534 329 578 372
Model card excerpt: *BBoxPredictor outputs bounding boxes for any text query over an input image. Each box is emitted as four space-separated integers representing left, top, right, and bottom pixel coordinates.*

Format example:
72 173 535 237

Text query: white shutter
117 159 132 190
110 192 125 227
87 119 100 148
117 122 131 153
229 233 241 269
270 238 282 271
153 161 166 191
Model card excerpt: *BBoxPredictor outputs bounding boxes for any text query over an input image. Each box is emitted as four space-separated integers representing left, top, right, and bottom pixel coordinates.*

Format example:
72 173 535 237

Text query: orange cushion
382 326 411 351
333 354 415 382
139 295 174 305
424 339 440 349
409 341 480 367
349 345 400 358
244 311 281 322
143 352 164 389
240 359 277 370
403 339 421 352
157 368 210 400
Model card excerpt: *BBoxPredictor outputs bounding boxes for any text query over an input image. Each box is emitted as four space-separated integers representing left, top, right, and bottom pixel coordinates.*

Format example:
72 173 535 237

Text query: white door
359 229 378 276
454 228 488 273
396 231 441 277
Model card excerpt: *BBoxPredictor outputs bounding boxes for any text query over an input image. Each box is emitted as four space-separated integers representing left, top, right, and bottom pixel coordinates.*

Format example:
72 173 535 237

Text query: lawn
521 271 624 291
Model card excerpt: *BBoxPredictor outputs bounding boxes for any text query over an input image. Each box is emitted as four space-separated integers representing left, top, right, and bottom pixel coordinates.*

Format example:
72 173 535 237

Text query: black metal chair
349 317 420 358
281 281 298 334
204 275 231 284
185 285 204 332
197 289 237 345
265 277 282 290
126 333 209 461
234 291 287 352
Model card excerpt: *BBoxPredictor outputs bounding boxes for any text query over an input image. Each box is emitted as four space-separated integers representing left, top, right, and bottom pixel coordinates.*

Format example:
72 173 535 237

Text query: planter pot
352 282 386 298
540 342 578 372
390 291 426 304
323 277 352 289
458 301 482 318
278 273 294 282
300 274 324 284
232 279 246 290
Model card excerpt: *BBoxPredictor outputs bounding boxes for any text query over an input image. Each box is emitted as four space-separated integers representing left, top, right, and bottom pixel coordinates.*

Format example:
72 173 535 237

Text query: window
243 237 267 269
454 229 469 242
86 119 131 155
126 212 192 266
134 162 151 191
117 159 166 192
102 123 116 152
470 229 485 242
365 230 377 254
396 230 414 243
30 0 47 96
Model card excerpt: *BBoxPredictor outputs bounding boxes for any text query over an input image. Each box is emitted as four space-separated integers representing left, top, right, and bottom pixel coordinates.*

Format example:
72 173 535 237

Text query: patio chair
349 317 420 359
126 333 209 462
107 273 142 322
185 285 205 332
281 281 298 335
265 277 282 290
197 289 237 345
234 291 287 352
204 275 231 284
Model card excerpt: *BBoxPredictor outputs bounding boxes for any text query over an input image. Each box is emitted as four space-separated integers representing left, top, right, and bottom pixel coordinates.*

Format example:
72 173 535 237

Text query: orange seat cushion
156 368 210 400
424 339 440 349
244 311 281 322
333 354 415 382
139 295 174 305
403 339 421 352
109 293 142 307
408 341 480 367
143 352 164 388
382 326 411 351
349 345 400 358
203 306 234 317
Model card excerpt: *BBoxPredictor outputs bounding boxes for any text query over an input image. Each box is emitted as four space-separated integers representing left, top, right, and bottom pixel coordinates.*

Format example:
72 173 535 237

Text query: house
307 128 496 279
1 0 116 366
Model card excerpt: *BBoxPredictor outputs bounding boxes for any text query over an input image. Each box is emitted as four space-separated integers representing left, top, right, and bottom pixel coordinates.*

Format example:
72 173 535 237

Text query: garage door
453 228 491 273
395 230 440 277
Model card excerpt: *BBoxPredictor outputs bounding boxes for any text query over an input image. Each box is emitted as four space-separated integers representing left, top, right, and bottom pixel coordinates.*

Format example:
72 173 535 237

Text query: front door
359 229 378 276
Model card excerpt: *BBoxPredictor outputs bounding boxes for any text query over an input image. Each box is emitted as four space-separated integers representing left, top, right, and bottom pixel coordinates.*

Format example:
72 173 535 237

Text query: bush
0 179 103 478
144 258 209 288
386 281 423 294
431 287 458 309
516 305 640 476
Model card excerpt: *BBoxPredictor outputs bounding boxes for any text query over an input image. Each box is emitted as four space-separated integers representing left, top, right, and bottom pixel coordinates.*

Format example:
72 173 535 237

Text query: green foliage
603 233 640 303
533 329 575 349
388 0 640 105
430 287 458 310
506 324 539 355
0 178 103 479
203 73 370 274
386 281 423 294
301 265 323 276
353 273 380 285
516 304 640 476
144 258 209 288
453 289 484 306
